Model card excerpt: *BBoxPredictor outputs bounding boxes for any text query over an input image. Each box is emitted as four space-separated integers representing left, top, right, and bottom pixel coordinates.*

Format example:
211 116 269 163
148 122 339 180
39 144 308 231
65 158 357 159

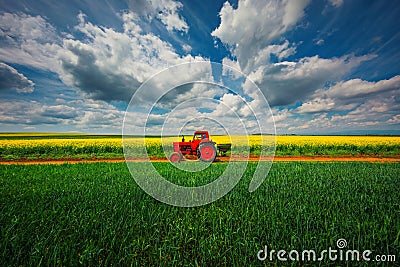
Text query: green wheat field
1 161 399 266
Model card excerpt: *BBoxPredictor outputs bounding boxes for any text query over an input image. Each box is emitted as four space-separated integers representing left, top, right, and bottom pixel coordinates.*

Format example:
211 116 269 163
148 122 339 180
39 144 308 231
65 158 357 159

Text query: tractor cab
193 131 210 141
191 131 211 150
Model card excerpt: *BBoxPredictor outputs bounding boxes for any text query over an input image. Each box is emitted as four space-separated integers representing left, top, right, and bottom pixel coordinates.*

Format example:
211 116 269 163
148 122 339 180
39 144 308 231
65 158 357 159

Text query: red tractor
169 131 229 163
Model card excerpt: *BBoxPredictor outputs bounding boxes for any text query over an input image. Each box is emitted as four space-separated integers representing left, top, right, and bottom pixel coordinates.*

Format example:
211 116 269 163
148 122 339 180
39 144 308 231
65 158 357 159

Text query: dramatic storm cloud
0 63 34 93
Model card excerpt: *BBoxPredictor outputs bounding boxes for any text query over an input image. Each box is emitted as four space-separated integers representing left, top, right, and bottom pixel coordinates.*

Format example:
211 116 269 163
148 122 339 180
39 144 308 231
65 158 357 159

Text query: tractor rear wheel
198 143 217 162
169 152 182 163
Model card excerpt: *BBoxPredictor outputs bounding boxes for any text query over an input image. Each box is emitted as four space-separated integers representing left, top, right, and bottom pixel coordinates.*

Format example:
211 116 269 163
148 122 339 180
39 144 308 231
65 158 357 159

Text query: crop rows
1 162 399 266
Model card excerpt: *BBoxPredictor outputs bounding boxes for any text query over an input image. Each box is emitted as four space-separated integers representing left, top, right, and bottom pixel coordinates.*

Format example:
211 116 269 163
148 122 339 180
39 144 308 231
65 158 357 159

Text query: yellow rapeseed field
0 138 123 150
276 135 400 146
1 135 400 149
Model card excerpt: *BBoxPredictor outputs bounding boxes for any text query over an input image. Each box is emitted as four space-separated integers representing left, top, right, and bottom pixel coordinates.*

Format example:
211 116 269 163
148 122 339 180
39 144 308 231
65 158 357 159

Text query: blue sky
0 0 399 134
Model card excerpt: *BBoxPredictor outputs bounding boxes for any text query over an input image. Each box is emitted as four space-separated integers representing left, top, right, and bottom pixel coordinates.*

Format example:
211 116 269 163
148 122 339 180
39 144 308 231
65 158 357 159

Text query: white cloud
156 0 189 33
0 11 201 104
124 84 275 136
315 39 324 46
294 75 400 114
0 98 124 132
348 96 399 116
216 93 244 114
387 114 400 124
282 0 311 28
270 108 290 123
243 54 374 106
173 83 221 106
247 40 297 72
329 0 344 8
283 87 399 133
212 1 378 107
212 0 310 72
0 100 73 125
182 44 192 52
285 74 400 132
296 98 335 113
58 11 208 102
315 75 400 99
0 12 58 43
0 12 62 72
126 0 189 32
221 57 242 79
0 63 35 93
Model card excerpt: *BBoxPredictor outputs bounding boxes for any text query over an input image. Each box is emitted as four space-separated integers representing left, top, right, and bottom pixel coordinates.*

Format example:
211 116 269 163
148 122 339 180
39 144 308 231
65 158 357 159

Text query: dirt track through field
0 156 399 165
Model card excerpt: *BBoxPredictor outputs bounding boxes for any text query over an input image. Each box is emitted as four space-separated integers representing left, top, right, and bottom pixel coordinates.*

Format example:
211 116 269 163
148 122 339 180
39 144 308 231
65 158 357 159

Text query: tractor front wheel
198 143 217 162
169 152 182 163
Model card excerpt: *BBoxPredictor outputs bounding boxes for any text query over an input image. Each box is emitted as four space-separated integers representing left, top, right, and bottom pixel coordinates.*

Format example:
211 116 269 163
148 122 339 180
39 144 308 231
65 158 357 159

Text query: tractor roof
194 130 209 134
